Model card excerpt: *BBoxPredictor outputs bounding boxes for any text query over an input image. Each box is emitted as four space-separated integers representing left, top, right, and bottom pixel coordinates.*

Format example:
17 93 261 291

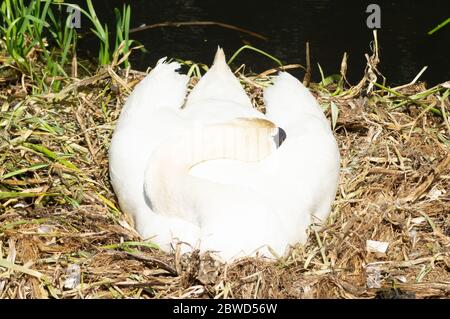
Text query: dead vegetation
0 51 449 299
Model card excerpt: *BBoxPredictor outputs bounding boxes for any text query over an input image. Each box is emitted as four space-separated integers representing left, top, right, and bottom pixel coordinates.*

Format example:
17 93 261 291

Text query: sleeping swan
109 48 340 261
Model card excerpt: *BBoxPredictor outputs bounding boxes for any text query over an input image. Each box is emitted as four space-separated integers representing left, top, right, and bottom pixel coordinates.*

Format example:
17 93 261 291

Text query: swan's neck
144 118 277 223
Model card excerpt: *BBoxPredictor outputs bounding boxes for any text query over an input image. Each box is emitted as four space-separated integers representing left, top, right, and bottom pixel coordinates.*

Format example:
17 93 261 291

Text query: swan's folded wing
261 72 341 241
109 59 189 224
116 59 189 126
264 72 331 136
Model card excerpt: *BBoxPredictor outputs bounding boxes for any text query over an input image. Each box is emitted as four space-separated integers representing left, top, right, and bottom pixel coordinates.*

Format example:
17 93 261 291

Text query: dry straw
0 38 449 299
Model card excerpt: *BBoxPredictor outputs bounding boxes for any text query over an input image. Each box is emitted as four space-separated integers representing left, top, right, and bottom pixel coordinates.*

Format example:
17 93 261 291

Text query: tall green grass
1 1 57 73
0 0 138 92
428 17 450 35
65 0 137 67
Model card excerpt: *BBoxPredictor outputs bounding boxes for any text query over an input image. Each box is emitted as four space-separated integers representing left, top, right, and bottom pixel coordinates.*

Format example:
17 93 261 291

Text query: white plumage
109 48 340 261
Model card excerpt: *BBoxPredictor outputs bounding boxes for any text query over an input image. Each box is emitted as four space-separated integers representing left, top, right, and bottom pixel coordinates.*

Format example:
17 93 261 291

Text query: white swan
109 48 340 261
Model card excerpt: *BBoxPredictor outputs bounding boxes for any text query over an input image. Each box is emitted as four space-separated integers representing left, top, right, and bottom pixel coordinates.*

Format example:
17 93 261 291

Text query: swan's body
109 48 340 261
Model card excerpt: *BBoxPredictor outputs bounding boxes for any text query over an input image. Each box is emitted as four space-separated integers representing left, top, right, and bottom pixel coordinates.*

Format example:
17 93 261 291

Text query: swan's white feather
109 48 340 261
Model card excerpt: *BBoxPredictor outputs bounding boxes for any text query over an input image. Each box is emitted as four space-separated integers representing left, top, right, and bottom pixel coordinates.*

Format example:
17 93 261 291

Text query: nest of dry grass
0 60 449 299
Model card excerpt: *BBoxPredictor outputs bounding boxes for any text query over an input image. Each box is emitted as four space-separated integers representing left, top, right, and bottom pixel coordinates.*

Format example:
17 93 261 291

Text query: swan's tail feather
263 72 330 134
213 46 227 67
184 47 253 108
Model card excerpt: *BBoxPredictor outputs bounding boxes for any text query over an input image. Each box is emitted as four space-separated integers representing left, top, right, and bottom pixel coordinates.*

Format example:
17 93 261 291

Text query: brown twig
303 42 311 87
129 21 268 41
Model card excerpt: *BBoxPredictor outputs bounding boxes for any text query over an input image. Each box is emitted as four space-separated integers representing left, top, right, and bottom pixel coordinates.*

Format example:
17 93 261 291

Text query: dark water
75 0 450 86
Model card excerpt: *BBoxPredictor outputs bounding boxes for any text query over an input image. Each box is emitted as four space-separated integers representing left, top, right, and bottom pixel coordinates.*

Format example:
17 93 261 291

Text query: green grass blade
0 191 56 200
0 163 49 180
428 17 450 35
23 142 79 170
228 45 283 67
99 241 159 251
